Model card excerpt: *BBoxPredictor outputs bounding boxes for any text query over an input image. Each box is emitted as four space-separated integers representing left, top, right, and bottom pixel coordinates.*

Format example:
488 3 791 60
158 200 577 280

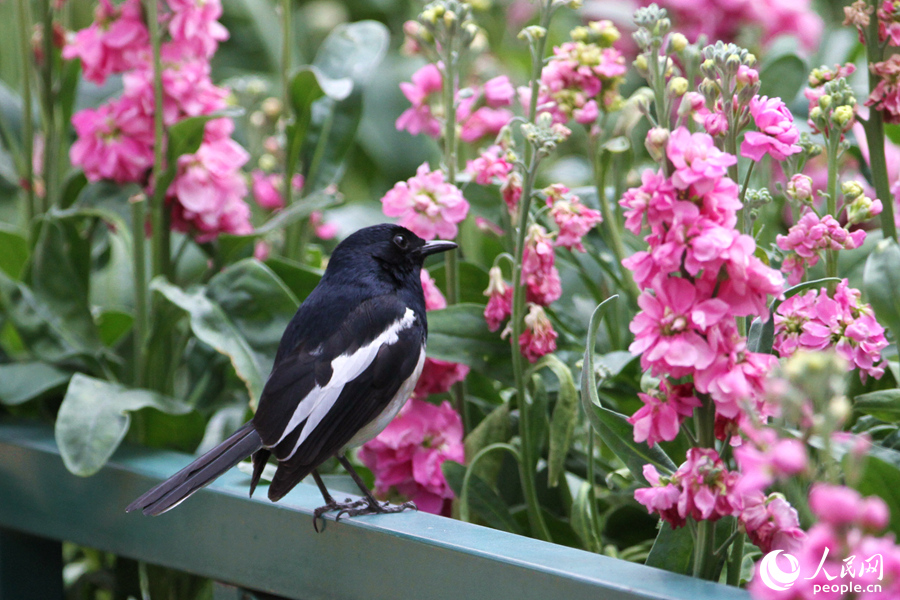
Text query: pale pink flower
459 107 513 143
519 304 557 362
251 171 285 210
734 428 808 496
521 225 562 306
396 64 443 137
358 399 464 515
549 194 603 252
483 75 516 107
628 380 701 447
741 96 802 161
381 163 469 240
421 269 447 312
776 211 866 285
466 146 513 185
309 211 337 240
667 127 737 195
62 0 148 84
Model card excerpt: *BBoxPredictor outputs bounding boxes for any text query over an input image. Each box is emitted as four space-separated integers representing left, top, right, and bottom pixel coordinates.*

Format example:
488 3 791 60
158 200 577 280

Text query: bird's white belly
343 346 426 449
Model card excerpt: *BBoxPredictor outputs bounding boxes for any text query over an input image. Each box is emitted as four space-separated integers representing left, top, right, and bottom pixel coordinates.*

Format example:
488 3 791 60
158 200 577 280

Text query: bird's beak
419 240 458 257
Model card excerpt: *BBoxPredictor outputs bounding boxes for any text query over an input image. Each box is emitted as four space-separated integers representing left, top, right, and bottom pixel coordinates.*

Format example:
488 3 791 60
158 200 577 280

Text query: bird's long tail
126 422 263 516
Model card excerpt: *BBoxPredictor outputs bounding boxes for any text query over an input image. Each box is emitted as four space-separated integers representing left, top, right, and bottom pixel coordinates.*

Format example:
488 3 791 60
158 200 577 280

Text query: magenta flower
483 266 512 332
459 106 513 143
868 55 900 124
483 75 516 107
519 304 557 362
381 163 469 240
61 0 148 84
777 211 866 284
358 399 464 515
634 464 683 527
167 0 229 59
740 492 805 554
628 381 701 447
395 64 443 137
522 225 562 306
548 190 602 252
734 428 808 496
741 96 802 161
667 127 737 195
466 146 513 185
250 171 303 210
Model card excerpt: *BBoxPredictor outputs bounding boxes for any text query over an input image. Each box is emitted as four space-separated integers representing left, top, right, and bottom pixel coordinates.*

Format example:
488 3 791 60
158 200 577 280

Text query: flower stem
726 532 744 586
145 0 170 280
38 0 57 212
691 394 718 580
280 0 300 261
131 195 148 387
15 0 35 226
824 131 840 284
864 6 898 242
593 144 639 302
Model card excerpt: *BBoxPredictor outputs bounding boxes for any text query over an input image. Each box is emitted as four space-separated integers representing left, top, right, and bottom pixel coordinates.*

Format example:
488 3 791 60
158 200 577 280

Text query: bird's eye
393 234 409 249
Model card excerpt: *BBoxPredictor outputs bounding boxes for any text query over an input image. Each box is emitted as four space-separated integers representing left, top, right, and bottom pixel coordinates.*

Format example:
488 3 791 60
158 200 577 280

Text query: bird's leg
333 455 416 520
311 469 366 532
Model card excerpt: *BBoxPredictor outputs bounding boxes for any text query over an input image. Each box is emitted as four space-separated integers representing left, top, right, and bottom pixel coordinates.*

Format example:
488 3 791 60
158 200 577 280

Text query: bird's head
325 224 457 284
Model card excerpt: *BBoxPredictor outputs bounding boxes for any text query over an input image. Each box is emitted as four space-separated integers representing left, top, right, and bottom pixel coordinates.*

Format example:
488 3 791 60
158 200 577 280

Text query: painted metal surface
0 420 750 600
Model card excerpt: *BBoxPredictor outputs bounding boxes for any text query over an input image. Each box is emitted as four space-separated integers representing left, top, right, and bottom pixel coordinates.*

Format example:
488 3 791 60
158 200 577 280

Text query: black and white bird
126 224 457 525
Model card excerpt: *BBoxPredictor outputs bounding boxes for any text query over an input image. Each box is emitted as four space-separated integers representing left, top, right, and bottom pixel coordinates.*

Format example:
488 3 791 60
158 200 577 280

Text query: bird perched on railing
126 224 457 527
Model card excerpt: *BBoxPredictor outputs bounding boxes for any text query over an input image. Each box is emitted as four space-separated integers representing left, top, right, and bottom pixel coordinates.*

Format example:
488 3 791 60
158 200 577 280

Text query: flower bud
258 153 278 171
645 127 670 162
832 105 855 128
669 32 687 52
667 76 688 96
787 174 814 203
841 180 864 199
633 54 648 72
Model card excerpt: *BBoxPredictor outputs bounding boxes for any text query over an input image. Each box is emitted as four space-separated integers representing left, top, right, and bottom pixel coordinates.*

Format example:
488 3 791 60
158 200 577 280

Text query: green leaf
463 401 510 483
445 454 523 535
427 303 511 380
152 278 265 405
854 389 900 422
59 171 88 210
0 362 71 406
96 310 134 348
853 446 900 539
759 52 806 102
264 257 323 302
582 296 676 480
166 109 243 165
0 223 29 280
312 21 390 84
747 277 841 354
55 374 192 476
645 522 694 574
206 259 298 375
531 354 578 487
570 481 602 553
864 239 900 346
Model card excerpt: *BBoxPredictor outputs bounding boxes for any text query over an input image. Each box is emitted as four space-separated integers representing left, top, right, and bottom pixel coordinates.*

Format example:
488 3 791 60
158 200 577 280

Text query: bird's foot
334 499 417 522
312 497 367 532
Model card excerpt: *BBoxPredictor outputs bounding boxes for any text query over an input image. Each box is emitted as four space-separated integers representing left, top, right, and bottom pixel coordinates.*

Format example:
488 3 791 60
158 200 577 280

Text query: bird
126 223 458 527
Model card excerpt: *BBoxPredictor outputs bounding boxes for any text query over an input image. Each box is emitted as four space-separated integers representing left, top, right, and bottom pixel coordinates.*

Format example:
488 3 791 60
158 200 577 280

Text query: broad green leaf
56 374 192 476
264 257 323 301
444 455 523 534
59 171 88 209
747 277 841 354
645 522 694 574
759 53 807 103
853 446 900 538
312 21 390 84
571 481 602 553
854 389 900 422
0 361 71 405
531 354 578 487
428 261 490 304
582 296 676 480
463 401 510 483
427 303 511 380
166 109 243 165
96 310 134 347
207 259 298 375
152 278 265 405
864 239 900 346
0 223 28 280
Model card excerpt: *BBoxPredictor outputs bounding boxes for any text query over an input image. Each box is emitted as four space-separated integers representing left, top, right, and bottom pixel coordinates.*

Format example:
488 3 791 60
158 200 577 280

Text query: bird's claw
312 498 368 532
312 498 417 530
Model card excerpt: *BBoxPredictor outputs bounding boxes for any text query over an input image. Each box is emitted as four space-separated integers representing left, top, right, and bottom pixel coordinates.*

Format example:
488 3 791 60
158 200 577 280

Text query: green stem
865 5 897 242
726 533 744 587
691 394 718 580
15 0 35 226
131 195 148 387
824 131 840 283
38 0 55 212
145 0 170 280
587 431 603 550
280 0 300 260
593 145 639 302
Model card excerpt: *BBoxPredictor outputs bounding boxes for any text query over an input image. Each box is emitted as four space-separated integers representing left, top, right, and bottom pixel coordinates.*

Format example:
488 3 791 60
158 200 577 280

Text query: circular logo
760 550 801 591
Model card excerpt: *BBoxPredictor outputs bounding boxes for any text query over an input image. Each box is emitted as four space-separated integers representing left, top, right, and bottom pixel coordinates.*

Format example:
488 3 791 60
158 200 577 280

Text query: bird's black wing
252 294 426 501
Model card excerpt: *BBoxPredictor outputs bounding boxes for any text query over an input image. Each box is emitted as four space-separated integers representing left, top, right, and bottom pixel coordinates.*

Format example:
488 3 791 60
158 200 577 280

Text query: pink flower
251 171 284 210
466 146 513 185
741 96 802 161
634 464 683 527
414 359 469 396
483 75 516 107
740 492 805 554
667 127 737 195
309 210 337 240
358 399 464 515
809 484 890 531
167 0 229 59
62 0 148 84
168 119 252 242
628 380 701 447
548 193 602 252
734 428 808 496
396 64 443 137
776 212 866 285
381 163 469 240
880 0 900 45
519 304 557 362
868 55 900 124
70 96 154 184
522 225 562 306
483 266 512 332
459 107 513 143
501 171 523 215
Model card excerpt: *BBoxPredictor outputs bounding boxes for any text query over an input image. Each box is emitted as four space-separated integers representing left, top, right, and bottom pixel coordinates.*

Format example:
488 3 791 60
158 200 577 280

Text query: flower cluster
534 21 628 125
749 485 900 600
65 0 252 240
381 162 470 240
777 212 867 285
740 96 802 162
395 63 514 142
415 270 470 396
622 127 784 441
639 0 823 52
774 280 888 380
466 145 521 215
358 398 464 515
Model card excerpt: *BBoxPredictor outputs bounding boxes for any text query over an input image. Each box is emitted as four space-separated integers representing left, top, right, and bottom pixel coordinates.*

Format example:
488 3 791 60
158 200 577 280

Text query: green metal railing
0 420 750 600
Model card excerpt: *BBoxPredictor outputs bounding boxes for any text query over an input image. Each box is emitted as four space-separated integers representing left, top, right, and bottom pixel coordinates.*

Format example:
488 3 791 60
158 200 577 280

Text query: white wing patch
276 307 417 459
